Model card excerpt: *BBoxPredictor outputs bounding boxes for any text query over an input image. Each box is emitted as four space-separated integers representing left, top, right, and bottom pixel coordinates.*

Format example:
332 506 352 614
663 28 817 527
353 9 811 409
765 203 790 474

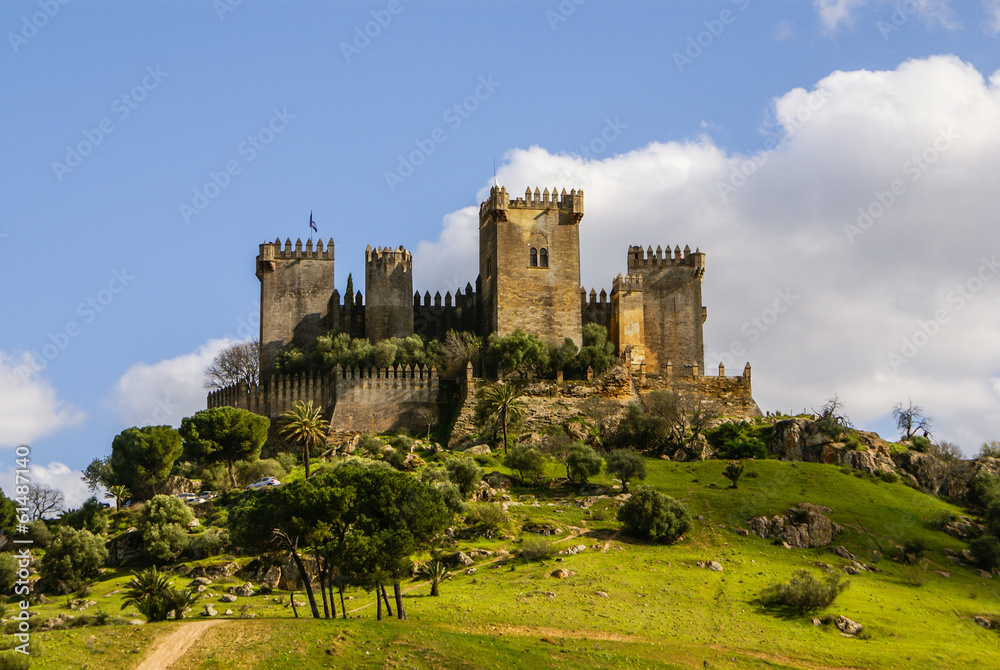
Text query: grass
17 458 1000 669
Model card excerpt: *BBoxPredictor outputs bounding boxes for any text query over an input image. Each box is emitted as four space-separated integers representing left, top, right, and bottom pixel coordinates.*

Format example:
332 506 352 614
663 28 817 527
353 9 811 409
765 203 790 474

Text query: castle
208 185 760 434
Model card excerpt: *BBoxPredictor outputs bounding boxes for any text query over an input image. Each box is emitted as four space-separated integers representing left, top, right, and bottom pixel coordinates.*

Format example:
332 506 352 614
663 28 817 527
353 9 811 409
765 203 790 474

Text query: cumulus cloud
413 55 1000 454
0 462 92 511
0 351 85 448
105 339 233 429
814 0 870 30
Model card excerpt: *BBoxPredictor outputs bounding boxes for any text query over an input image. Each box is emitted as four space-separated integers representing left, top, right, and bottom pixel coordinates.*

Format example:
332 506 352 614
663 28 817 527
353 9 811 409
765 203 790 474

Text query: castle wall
325 289 367 339
413 284 478 340
581 288 613 331
329 365 438 434
257 238 335 373
479 186 584 347
365 246 414 341
610 274 645 368
626 245 705 374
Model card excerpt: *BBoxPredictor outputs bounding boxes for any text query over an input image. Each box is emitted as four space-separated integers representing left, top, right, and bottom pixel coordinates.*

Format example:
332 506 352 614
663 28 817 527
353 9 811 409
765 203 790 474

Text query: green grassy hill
21 458 999 669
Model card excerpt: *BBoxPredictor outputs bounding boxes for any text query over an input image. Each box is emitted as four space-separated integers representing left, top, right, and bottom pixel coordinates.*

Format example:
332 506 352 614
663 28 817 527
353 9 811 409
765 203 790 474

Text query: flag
309 211 317 233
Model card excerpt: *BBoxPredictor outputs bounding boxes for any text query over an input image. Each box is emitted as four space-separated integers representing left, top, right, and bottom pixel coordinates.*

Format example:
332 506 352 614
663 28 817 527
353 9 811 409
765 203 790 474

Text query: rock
551 569 574 579
962 549 975 562
811 618 821 626
834 616 863 636
735 528 749 536
465 568 477 575
748 504 842 548
196 585 207 593
979 570 992 579
220 594 237 603
454 552 474 567
843 566 860 575
202 605 217 617
187 518 201 528
189 562 239 580
827 546 856 561
483 471 512 490
465 444 492 456
237 556 281 587
190 577 213 587
708 561 724 572
39 613 75 631
578 483 611 496
129 619 144 625
974 615 993 629
401 452 425 471
105 529 145 567
522 522 561 536
69 599 97 611
892 450 951 495
234 582 255 597
224 609 234 616
577 496 603 509
470 480 498 502
935 571 951 578
566 422 589 441
595 591 609 598
278 555 320 591
943 547 959 557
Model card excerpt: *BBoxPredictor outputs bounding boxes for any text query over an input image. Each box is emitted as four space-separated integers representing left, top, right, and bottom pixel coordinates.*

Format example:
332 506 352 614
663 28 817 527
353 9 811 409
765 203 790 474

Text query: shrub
358 434 384 456
25 519 52 548
144 523 190 564
0 554 16 595
0 652 29 670
758 570 848 614
910 435 932 452
504 445 546 486
38 526 109 594
880 471 899 484
566 444 602 484
897 538 926 565
519 535 555 561
979 440 1000 459
60 497 110 535
722 462 744 489
274 451 299 472
446 457 483 497
969 535 1000 571
141 495 194 528
706 423 767 460
187 528 230 560
390 434 415 453
383 448 408 470
605 450 646 493
617 485 692 544
235 458 286 487
466 503 507 536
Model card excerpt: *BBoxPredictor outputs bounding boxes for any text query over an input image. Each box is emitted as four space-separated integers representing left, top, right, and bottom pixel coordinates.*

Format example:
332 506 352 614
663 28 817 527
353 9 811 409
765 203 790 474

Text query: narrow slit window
539 248 548 267
530 248 538 267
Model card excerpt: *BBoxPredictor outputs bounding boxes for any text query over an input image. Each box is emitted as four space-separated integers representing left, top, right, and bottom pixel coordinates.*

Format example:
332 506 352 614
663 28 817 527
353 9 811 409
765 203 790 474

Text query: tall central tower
479 186 584 347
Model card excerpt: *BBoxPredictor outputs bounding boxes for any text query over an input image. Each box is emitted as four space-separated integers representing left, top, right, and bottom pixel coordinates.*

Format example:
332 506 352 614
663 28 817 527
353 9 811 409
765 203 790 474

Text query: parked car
198 491 216 501
245 477 281 491
176 493 197 503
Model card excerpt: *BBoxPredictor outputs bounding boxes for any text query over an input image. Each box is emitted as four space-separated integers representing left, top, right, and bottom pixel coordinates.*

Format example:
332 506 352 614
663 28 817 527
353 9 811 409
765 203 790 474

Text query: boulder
769 419 895 474
189 562 239 580
105 530 145 567
892 450 951 495
278 555 320 591
707 561 724 572
748 504 842 548
202 605 217 617
566 422 589 441
224 609 234 616
974 615 994 629
466 444 492 456
237 558 282 589
190 577 212 587
594 591 609 599
220 594 237 603
551 569 574 579
234 582 255 598
522 522 561 536
834 616 863 636
470 481 498 503
401 453 425 472
450 552 474 567
39 613 75 631
483 471 511 490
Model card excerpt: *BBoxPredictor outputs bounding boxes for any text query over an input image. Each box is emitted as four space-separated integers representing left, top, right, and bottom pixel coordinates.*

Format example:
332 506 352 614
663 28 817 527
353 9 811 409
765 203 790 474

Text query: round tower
365 245 414 341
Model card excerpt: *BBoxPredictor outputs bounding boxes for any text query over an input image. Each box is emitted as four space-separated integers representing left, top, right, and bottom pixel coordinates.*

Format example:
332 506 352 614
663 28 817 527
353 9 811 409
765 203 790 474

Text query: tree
181 407 269 488
60 497 109 534
25 484 65 520
816 395 852 437
575 323 615 374
605 450 646 493
109 426 183 497
38 526 109 593
758 570 848 614
603 392 685 455
141 495 194 564
722 462 745 489
893 399 932 440
504 445 546 486
278 400 328 480
105 485 130 511
484 329 549 379
566 443 602 484
617 485 692 544
480 383 526 453
415 559 453 596
441 330 482 378
83 456 114 492
0 492 17 539
204 339 260 390
120 567 182 622
979 441 1000 459
445 457 483 498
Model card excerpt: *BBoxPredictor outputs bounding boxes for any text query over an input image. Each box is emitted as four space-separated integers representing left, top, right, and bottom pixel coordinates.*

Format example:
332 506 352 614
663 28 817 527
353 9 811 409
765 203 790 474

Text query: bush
141 495 194 528
504 445 546 486
969 535 1000 571
566 444 602 484
880 471 899 483
38 526 109 594
446 457 483 497
186 529 230 560
979 440 1000 459
0 554 16 595
24 519 51 548
358 434 384 456
144 523 190 564
617 485 692 544
910 435 932 452
0 651 29 670
706 423 767 460
274 451 299 473
235 458 286 487
60 497 109 535
758 569 848 614
519 535 555 561
390 434 415 453
605 450 646 493
466 503 507 536
897 538 926 565
383 448 408 470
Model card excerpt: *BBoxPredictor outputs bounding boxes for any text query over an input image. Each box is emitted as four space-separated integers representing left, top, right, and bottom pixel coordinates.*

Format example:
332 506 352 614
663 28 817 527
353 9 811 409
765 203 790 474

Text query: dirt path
134 620 223 670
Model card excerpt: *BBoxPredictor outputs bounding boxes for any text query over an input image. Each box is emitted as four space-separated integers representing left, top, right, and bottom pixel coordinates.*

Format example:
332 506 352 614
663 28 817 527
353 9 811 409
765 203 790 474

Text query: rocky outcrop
748 504 842 548
769 419 894 474
189 562 239 580
105 530 145 566
237 557 282 589
834 616 863 636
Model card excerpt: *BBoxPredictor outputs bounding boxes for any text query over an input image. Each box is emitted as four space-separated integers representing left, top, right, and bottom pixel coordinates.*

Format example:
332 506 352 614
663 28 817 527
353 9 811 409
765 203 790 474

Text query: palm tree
482 383 525 454
278 400 328 480
121 567 173 622
105 485 130 511
722 461 745 489
164 587 200 620
415 559 453 597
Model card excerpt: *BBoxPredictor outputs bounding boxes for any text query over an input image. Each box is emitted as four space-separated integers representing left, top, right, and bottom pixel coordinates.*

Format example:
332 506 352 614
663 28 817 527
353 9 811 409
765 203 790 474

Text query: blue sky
3 0 1000 506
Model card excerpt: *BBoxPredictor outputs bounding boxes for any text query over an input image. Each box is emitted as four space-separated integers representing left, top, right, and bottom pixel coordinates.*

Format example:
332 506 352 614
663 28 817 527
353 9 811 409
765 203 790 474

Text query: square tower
479 186 584 347
365 245 414 341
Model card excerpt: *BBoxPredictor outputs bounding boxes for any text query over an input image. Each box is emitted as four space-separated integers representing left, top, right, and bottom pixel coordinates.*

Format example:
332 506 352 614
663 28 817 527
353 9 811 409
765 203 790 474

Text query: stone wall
329 365 439 434
365 246 413 341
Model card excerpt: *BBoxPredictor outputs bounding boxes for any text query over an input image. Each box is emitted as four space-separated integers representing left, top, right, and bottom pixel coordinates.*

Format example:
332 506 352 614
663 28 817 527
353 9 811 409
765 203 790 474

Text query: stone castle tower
479 186 585 347
365 245 413 341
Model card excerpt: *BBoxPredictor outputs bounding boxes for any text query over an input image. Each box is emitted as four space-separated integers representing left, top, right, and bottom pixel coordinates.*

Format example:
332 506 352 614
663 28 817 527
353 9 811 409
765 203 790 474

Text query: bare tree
893 399 932 440
204 339 260 390
26 484 65 521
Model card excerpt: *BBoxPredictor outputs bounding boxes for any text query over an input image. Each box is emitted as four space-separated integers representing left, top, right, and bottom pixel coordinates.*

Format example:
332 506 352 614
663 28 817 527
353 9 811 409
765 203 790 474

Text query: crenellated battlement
627 244 704 269
479 185 584 222
261 237 335 261
612 272 643 293
366 245 412 269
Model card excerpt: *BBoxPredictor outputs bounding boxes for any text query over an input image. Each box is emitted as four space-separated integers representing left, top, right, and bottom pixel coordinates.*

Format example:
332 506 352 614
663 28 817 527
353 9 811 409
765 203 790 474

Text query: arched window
539 248 548 267
529 247 538 267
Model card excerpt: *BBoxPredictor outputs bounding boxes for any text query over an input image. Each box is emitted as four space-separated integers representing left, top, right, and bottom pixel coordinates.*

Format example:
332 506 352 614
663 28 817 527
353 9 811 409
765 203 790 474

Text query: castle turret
610 272 645 369
365 245 413 341
479 185 584 347
257 237 335 374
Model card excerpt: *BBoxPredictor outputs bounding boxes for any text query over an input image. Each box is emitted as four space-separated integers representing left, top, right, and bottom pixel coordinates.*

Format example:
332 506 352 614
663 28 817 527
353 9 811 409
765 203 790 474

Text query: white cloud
815 0 958 32
0 462 92 511
814 0 869 30
414 55 1000 455
986 0 1000 34
0 351 85 448
105 339 233 429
